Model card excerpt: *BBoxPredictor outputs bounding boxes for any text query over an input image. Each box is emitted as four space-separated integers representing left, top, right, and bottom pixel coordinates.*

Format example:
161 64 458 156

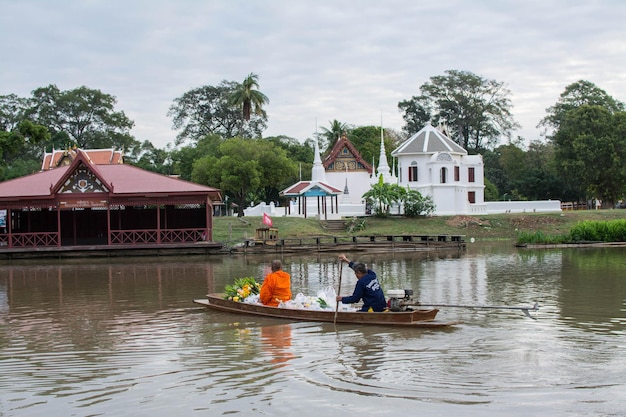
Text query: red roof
280 181 342 196
41 148 124 170
323 133 372 173
1 149 221 204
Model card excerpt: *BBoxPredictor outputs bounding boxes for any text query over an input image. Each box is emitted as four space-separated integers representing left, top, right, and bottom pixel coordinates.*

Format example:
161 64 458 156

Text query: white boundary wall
486 200 562 214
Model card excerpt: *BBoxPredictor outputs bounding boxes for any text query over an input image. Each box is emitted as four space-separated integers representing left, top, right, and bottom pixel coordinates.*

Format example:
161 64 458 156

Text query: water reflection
1 245 625 416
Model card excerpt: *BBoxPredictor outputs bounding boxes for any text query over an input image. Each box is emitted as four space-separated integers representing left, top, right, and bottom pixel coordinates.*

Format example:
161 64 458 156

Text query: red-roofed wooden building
0 149 222 251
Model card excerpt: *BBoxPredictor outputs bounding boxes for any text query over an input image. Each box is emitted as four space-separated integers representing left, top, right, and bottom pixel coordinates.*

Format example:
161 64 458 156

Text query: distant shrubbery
516 230 570 245
516 219 626 245
568 219 626 242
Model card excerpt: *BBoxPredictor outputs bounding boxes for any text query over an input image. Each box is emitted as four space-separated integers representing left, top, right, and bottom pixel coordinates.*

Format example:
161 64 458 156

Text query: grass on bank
211 210 626 245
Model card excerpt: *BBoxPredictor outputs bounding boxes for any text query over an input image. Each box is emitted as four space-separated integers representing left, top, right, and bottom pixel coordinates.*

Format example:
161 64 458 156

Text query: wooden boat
193 294 461 328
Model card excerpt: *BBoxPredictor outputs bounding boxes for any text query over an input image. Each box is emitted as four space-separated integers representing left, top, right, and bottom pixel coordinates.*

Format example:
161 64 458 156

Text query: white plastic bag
316 286 337 310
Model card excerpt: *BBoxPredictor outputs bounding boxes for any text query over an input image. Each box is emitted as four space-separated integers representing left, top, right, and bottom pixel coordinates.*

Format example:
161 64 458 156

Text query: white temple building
391 122 486 215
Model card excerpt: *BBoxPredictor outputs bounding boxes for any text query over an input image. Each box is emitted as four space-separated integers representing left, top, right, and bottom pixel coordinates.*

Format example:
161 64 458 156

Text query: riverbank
212 210 626 244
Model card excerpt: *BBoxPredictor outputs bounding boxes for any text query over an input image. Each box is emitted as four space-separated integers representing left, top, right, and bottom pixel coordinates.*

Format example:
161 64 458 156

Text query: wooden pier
235 233 466 254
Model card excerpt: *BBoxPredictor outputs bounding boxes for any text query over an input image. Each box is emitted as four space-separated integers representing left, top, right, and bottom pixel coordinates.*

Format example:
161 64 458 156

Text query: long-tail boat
193 294 461 328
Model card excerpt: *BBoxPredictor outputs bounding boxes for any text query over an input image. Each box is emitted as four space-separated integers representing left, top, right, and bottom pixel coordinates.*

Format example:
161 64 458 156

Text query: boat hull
194 294 460 328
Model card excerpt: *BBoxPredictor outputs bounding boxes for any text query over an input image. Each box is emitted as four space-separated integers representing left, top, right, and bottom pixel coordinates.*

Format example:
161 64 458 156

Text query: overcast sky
2 0 625 149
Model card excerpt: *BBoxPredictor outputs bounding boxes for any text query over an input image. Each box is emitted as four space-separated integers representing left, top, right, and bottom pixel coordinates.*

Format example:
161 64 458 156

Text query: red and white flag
262 212 273 227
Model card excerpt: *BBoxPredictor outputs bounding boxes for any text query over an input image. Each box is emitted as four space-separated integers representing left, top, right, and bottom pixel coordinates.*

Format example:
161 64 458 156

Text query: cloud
1 0 625 148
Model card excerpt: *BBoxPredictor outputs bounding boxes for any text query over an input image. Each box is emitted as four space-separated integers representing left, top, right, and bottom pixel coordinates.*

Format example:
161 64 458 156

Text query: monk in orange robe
260 260 292 307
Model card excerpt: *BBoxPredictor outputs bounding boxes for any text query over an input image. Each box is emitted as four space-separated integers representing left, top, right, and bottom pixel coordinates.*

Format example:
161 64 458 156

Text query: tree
129 141 173 175
191 138 297 216
264 135 314 167
483 140 571 201
169 81 267 144
0 120 50 180
229 73 269 122
169 134 223 181
362 176 405 217
349 126 403 172
552 105 626 205
398 70 518 152
520 141 570 201
319 119 350 152
0 94 30 131
26 85 137 151
540 80 625 136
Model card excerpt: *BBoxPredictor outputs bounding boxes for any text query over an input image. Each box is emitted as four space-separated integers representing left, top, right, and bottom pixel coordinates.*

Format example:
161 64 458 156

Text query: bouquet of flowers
224 277 262 302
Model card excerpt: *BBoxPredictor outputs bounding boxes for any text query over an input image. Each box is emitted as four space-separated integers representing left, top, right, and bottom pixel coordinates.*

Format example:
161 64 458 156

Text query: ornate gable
323 133 372 173
50 150 113 196
57 162 109 194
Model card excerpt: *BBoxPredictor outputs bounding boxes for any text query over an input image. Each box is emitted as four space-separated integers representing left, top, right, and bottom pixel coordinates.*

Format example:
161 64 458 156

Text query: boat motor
387 289 415 311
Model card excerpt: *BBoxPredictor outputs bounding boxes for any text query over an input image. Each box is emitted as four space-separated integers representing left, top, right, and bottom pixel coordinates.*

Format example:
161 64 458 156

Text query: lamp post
503 193 508 201
225 195 229 216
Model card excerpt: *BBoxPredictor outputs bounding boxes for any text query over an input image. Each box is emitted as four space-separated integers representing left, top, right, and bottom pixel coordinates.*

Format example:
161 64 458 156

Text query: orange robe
260 270 292 307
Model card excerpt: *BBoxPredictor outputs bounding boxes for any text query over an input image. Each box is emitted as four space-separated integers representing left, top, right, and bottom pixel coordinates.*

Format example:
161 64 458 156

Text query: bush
568 219 626 242
403 190 435 217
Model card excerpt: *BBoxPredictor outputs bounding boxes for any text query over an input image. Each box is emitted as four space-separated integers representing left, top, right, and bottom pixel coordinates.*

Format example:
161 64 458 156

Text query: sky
1 0 625 149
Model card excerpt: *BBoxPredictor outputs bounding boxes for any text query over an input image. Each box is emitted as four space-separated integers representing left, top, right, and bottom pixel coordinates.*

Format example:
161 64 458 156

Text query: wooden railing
0 229 207 248
110 230 158 244
110 228 205 245
3 232 60 248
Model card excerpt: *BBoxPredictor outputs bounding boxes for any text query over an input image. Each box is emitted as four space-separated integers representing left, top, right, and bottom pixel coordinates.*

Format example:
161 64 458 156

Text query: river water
1 243 625 416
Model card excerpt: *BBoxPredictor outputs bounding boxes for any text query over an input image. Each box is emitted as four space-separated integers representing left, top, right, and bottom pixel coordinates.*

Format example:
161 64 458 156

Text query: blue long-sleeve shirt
341 261 387 312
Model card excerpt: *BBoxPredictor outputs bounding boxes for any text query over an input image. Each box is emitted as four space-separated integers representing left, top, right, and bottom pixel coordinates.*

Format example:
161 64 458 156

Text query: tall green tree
264 135 314 182
191 137 297 216
521 141 570 201
349 126 403 171
540 80 625 136
0 120 50 180
26 85 137 151
319 119 350 152
169 134 223 181
483 140 571 201
128 141 174 175
0 94 30 131
398 69 518 152
169 81 267 144
553 105 626 205
229 73 269 122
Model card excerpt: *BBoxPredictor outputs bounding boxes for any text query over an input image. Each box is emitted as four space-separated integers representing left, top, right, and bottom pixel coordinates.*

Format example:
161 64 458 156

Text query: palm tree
229 73 270 122
362 175 405 217
319 119 348 151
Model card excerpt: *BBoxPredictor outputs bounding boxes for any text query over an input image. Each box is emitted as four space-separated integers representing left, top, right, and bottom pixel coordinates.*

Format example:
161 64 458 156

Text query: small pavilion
0 149 221 250
279 137 342 219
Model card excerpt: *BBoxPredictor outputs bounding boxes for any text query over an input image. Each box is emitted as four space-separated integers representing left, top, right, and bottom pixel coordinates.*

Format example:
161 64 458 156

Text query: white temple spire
311 135 327 183
376 115 391 182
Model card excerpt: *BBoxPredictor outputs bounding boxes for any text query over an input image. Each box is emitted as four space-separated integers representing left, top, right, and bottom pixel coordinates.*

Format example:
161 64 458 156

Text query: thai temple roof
392 122 467 156
41 147 124 170
323 132 372 173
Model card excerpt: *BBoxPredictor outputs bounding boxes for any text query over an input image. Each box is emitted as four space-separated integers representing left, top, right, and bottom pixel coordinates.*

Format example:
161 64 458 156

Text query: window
408 162 418 182
454 166 460 181
468 167 475 183
468 191 476 203
440 167 447 184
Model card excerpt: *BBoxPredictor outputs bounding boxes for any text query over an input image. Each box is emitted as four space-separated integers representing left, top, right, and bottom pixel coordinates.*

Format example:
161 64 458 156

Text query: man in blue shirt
336 253 387 312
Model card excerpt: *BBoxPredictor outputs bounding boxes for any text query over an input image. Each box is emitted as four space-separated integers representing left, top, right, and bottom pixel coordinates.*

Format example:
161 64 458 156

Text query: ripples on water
1 246 625 416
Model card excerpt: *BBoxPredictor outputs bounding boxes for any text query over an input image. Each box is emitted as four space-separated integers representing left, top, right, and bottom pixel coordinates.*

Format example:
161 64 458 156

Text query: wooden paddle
333 259 343 324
